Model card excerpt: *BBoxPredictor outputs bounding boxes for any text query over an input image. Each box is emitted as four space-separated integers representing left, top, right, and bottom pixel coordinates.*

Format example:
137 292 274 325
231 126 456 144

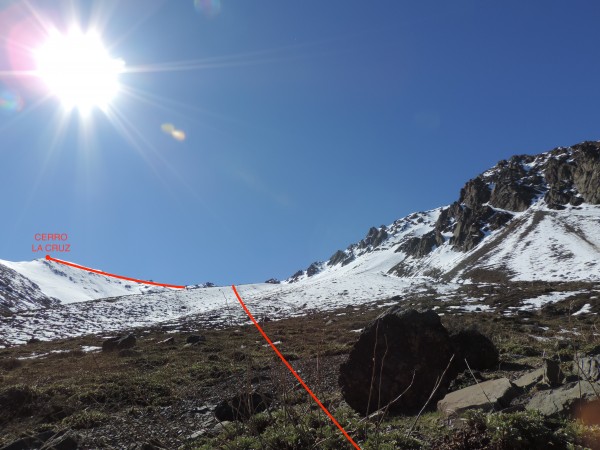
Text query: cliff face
426 141 600 253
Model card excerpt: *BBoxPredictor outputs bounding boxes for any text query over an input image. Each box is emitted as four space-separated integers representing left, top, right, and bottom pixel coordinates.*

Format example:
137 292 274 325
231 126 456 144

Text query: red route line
231 285 362 450
45 255 185 289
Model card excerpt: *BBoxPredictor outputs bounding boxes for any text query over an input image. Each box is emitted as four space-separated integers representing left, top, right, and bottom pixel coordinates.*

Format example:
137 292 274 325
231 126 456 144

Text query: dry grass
1 281 599 448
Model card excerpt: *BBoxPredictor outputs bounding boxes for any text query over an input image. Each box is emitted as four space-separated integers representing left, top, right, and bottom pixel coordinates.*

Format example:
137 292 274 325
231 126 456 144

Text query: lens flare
194 0 222 18
161 123 186 141
0 88 24 113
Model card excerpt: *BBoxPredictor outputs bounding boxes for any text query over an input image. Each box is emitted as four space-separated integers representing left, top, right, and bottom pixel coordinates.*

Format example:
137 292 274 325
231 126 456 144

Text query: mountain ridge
1 140 599 326
287 140 600 284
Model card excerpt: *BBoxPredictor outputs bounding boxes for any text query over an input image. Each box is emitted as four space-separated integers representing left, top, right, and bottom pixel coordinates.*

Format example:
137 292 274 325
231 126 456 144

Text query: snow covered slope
0 258 169 311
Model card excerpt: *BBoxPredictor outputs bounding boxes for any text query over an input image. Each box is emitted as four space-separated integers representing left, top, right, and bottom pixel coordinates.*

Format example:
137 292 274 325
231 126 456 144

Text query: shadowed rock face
428 141 600 252
339 308 456 416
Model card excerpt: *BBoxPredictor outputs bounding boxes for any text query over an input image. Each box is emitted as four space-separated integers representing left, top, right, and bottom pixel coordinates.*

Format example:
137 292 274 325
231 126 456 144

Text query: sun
34 27 124 114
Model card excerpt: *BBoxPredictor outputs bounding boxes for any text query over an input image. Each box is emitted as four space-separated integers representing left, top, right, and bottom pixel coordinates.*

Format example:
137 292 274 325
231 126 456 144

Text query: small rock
543 358 564 387
186 335 206 345
27 337 41 344
437 377 521 417
210 420 233 435
214 392 273 421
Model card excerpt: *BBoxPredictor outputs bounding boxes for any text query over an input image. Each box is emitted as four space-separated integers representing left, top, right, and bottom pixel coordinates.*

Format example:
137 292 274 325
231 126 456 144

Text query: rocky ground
2 281 600 449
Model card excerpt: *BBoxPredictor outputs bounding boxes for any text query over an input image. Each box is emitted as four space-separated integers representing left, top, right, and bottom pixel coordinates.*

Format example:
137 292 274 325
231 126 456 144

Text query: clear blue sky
1 0 599 286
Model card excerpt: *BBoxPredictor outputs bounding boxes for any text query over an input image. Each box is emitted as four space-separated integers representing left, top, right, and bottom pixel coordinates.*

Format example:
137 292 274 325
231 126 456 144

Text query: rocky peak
359 226 388 250
288 140 600 282
433 141 600 251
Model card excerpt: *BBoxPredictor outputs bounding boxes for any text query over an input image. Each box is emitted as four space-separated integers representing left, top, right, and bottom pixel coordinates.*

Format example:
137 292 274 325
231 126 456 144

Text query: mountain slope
1 140 599 340
289 141 600 284
0 258 169 313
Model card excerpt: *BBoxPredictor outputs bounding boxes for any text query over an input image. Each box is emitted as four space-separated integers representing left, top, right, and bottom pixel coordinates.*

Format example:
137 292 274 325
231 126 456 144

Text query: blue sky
1 0 599 286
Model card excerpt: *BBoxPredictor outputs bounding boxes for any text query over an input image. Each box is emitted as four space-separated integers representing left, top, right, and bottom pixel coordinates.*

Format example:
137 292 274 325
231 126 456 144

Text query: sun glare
34 28 124 113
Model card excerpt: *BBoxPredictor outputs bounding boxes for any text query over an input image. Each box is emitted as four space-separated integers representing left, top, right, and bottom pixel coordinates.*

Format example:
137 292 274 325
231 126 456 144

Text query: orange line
231 285 361 450
45 255 185 289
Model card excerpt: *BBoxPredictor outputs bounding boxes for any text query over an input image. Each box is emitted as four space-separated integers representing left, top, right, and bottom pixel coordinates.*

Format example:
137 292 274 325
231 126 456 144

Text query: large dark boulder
339 308 456 416
450 329 499 371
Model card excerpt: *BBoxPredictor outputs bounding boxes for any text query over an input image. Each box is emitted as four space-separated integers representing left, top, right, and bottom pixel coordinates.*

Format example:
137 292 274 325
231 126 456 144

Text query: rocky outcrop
0 263 60 314
574 355 600 381
573 142 600 203
291 140 600 281
306 262 322 277
396 231 437 257
431 142 600 252
359 227 388 250
328 250 354 267
526 380 600 418
339 308 456 415
437 378 520 416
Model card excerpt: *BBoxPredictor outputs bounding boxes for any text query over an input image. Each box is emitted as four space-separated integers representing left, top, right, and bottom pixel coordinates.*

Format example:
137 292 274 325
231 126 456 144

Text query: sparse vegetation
1 283 600 448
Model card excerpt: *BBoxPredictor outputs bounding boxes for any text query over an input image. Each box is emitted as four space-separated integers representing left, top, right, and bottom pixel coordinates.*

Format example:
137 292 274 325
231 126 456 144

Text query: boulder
450 329 499 371
102 334 136 352
186 335 206 345
574 355 600 381
214 391 273 421
339 308 456 416
437 378 520 417
526 380 600 420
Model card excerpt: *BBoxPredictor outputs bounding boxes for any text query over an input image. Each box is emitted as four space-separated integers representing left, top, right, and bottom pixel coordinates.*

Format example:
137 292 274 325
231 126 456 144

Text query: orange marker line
231 285 361 450
45 255 185 289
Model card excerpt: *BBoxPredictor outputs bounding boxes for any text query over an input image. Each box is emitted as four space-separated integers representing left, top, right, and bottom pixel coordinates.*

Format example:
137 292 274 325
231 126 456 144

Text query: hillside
0 258 170 314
